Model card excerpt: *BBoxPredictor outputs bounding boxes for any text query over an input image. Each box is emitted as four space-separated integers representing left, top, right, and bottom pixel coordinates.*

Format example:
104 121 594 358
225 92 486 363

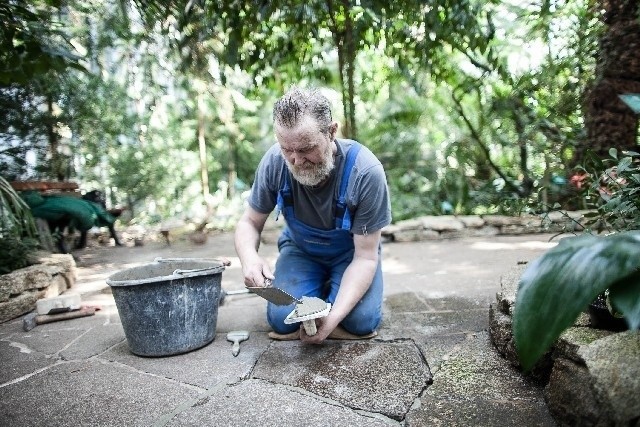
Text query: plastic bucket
106 258 225 357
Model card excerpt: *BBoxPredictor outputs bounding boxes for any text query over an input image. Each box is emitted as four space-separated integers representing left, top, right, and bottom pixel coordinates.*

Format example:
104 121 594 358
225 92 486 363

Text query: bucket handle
172 266 225 276
155 257 231 266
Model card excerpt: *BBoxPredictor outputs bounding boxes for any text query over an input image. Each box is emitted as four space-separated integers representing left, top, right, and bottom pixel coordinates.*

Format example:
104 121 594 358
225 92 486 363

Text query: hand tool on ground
23 306 98 332
226 331 249 356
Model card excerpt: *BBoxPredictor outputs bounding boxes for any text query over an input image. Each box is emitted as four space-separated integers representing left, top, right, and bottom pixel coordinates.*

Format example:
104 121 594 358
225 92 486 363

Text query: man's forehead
275 115 320 131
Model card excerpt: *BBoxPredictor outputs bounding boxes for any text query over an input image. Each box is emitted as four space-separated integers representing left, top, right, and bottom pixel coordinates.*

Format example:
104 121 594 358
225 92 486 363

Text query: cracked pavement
0 231 560 426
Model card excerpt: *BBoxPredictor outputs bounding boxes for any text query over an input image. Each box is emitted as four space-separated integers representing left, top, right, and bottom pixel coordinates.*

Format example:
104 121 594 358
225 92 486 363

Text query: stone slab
0 339 53 385
378 328 469 375
60 322 126 360
407 332 555 426
251 340 432 420
101 332 272 389
216 296 270 333
168 379 396 426
0 359 200 426
420 216 465 231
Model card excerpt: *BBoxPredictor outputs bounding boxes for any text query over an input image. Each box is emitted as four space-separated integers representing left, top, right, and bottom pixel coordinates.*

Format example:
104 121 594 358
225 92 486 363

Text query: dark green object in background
21 191 116 231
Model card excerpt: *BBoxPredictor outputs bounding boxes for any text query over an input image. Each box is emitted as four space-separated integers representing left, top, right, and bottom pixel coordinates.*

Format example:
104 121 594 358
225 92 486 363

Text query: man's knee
340 308 382 336
267 304 298 334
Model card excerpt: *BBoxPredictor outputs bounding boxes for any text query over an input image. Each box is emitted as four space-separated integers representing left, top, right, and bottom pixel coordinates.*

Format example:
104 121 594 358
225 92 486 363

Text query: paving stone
216 296 270 333
101 332 272 389
406 395 555 427
60 322 126 360
168 379 396 427
0 339 53 385
0 359 200 427
251 340 432 420
384 308 489 336
8 321 91 356
407 332 555 426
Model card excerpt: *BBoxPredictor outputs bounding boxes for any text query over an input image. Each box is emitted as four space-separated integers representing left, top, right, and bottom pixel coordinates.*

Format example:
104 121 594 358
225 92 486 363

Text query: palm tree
579 0 640 163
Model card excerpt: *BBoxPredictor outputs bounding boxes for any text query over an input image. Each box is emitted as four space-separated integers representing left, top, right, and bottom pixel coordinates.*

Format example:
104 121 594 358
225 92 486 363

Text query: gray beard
286 145 335 187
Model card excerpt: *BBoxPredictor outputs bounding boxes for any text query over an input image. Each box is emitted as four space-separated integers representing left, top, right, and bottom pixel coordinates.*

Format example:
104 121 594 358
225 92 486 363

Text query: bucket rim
106 259 225 287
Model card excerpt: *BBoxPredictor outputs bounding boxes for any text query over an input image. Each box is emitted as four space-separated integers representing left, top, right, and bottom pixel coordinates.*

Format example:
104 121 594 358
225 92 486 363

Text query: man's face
275 115 338 186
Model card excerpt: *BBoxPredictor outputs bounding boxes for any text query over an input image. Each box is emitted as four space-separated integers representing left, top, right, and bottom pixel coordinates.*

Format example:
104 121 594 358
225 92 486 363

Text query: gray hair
272 87 333 134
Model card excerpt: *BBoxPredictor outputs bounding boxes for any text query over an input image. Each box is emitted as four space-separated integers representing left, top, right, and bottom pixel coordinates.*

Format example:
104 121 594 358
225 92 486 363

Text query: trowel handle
302 320 317 336
231 339 240 357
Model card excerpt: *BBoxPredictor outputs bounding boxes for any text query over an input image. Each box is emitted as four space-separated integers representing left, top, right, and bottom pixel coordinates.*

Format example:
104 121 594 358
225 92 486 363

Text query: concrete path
0 232 561 426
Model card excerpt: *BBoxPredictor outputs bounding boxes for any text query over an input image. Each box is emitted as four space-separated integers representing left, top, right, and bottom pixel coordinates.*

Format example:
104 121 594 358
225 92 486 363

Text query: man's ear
329 122 339 139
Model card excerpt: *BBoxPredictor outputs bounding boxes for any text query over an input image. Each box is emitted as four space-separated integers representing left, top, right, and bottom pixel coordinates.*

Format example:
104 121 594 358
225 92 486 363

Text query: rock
496 264 528 316
488 303 519 366
394 229 439 242
482 215 529 227
420 215 465 231
0 254 76 323
457 215 485 228
545 331 640 425
0 290 46 323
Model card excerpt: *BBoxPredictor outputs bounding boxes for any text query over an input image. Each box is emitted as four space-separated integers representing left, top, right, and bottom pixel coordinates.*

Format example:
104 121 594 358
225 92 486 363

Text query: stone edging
489 264 640 425
0 253 76 323
381 211 589 242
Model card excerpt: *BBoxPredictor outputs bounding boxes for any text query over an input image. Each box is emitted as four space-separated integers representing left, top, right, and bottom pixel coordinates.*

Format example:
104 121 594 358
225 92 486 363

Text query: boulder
0 254 76 323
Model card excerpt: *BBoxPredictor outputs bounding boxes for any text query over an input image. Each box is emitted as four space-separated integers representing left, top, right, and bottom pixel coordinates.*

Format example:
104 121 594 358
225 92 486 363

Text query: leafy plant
513 231 640 371
578 149 640 232
0 176 40 274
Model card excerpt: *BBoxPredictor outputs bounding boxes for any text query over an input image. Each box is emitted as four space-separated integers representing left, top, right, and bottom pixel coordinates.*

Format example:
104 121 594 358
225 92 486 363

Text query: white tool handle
231 340 240 357
302 320 317 336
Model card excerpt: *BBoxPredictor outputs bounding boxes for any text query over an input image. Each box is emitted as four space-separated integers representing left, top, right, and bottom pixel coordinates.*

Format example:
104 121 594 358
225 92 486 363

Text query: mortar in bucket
106 258 225 357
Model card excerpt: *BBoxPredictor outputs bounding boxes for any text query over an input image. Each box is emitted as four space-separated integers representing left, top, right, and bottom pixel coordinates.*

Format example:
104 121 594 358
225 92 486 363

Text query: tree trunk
326 0 357 140
578 0 640 164
47 95 65 181
197 92 210 200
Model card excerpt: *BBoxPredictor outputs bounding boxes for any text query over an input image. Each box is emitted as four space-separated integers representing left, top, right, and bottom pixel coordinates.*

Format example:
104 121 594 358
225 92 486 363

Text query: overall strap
275 163 293 220
335 143 362 230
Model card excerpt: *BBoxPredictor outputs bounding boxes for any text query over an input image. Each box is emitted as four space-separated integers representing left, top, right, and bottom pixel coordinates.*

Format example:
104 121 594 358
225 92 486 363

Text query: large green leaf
609 272 640 330
513 231 640 371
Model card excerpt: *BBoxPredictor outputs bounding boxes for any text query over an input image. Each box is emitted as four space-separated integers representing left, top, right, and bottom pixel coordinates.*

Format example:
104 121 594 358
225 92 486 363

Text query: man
234 87 391 343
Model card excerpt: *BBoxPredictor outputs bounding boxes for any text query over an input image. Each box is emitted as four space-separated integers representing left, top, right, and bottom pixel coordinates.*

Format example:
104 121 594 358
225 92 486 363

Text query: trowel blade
246 286 301 306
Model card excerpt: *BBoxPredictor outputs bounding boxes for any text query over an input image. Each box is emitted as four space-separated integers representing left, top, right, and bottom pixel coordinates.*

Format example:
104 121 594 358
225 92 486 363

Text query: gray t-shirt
248 139 391 235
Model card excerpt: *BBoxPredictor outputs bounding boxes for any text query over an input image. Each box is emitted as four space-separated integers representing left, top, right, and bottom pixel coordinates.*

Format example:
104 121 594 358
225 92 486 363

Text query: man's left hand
299 316 338 344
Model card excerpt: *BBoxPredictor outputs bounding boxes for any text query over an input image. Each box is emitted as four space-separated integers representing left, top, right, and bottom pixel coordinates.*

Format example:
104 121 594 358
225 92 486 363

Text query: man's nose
290 152 304 164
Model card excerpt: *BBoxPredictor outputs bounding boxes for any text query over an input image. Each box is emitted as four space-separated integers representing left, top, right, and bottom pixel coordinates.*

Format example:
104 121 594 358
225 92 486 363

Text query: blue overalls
267 142 384 335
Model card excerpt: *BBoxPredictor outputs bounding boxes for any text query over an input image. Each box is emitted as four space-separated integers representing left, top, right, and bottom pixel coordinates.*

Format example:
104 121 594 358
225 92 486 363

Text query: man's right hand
242 260 274 287
235 206 272 287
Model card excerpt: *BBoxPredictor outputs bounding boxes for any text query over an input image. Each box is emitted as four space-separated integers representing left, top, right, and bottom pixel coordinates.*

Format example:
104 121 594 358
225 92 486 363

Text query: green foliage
513 231 640 371
0 176 39 274
0 1 83 85
0 0 612 226
571 149 640 232
0 235 39 275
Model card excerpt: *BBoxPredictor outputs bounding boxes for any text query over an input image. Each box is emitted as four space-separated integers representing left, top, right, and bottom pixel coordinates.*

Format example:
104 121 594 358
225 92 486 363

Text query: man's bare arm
234 206 273 286
301 229 381 343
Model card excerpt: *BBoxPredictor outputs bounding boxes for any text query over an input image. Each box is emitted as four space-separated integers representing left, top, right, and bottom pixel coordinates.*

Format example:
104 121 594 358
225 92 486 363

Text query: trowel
227 331 249 356
284 296 331 336
246 285 331 336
